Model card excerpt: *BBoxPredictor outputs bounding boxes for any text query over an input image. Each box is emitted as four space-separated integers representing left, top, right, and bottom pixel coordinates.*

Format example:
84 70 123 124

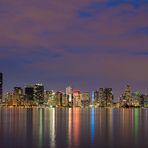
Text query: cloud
0 0 148 94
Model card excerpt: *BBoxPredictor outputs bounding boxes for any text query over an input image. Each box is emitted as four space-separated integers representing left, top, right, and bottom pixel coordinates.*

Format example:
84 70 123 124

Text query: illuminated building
98 88 105 106
44 90 48 103
124 85 132 103
104 88 114 107
93 88 114 107
55 91 63 107
0 72 3 101
62 93 68 107
120 85 132 107
66 86 73 107
132 92 141 107
34 84 44 104
14 87 24 99
94 91 99 102
47 90 56 107
5 92 13 106
13 87 24 105
137 94 148 107
80 92 90 107
73 90 81 107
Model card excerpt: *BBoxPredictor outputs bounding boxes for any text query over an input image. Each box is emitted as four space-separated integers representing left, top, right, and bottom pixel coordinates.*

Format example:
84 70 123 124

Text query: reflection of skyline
107 109 113 146
73 108 80 147
134 109 139 142
39 109 43 148
49 108 56 148
68 108 72 148
91 108 95 143
0 108 148 148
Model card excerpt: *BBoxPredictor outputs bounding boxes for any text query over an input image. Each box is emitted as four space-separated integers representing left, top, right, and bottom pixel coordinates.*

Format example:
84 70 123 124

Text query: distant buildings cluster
119 85 148 108
0 72 148 108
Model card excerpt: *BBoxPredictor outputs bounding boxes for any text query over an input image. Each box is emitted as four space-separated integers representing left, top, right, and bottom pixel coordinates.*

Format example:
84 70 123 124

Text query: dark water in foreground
0 108 148 148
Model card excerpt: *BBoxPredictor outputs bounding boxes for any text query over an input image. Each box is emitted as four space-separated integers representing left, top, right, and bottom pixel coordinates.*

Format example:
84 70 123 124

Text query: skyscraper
66 86 73 106
73 89 81 107
25 85 34 101
14 87 24 101
55 91 63 107
34 84 44 104
0 73 3 100
104 88 113 107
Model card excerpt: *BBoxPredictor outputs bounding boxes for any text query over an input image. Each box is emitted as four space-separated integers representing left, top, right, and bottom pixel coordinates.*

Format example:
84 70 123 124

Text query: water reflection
0 108 148 148
68 108 72 148
134 108 139 140
73 108 80 147
49 108 55 148
91 108 95 143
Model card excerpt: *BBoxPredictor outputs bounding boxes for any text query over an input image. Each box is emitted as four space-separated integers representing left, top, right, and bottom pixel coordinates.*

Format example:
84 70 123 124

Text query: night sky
0 0 148 97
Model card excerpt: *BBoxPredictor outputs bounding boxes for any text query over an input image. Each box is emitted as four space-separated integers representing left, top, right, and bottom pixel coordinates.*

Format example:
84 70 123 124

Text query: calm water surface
0 108 148 148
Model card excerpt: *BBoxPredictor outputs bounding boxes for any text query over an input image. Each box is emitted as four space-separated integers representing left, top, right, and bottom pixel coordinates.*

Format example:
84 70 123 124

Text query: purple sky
0 0 148 98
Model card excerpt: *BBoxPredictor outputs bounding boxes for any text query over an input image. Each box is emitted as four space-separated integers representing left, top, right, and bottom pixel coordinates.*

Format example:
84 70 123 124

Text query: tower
66 86 73 106
25 85 34 101
34 84 44 104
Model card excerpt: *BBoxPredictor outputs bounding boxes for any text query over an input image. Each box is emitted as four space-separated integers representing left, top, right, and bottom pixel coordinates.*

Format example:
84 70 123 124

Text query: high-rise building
34 84 44 104
124 85 132 102
120 85 132 107
104 88 113 107
25 85 34 101
46 90 56 107
55 91 63 107
66 86 73 106
13 87 24 105
0 73 3 101
80 92 90 107
14 87 23 96
94 91 99 101
66 86 73 102
73 89 81 107
98 88 105 106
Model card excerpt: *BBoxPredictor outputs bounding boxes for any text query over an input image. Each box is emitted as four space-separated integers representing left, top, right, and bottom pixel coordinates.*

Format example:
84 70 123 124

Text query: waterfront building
47 90 56 107
25 85 34 101
73 89 81 107
104 88 114 107
98 88 105 106
124 85 132 103
132 92 141 107
62 93 68 107
33 84 44 104
55 91 63 107
13 87 24 105
66 86 73 107
80 92 90 107
120 85 133 107
5 92 13 106
94 91 99 102
142 94 148 107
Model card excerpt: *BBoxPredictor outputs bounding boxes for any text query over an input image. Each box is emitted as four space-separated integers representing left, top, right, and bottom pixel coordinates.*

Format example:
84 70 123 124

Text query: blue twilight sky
0 0 148 98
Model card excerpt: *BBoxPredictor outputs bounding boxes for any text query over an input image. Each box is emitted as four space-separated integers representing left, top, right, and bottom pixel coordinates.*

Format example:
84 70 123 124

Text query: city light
0 73 148 108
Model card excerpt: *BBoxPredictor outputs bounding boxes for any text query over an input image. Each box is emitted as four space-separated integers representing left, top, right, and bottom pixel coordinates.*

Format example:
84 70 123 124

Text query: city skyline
1 72 148 100
1 72 148 108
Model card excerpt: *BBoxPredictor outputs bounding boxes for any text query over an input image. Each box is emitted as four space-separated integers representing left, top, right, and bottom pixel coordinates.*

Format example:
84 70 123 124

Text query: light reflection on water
91 108 95 144
0 108 148 148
